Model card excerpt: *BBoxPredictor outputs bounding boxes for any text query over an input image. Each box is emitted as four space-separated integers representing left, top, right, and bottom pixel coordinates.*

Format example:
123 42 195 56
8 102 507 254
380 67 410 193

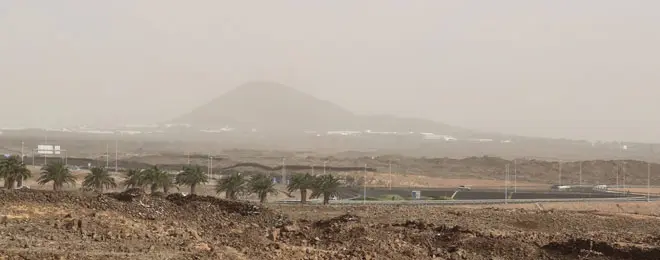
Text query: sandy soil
2 189 660 259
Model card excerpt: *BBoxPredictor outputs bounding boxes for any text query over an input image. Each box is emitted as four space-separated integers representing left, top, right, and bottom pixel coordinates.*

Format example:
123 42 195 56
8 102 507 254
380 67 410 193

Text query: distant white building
326 131 361 136
420 133 457 141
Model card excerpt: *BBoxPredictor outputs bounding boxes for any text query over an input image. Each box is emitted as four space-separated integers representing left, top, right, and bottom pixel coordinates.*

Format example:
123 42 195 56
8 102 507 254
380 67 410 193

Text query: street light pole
363 164 367 204
207 153 211 178
579 161 583 186
505 164 509 204
513 159 517 193
389 160 392 190
648 162 651 202
105 143 109 169
558 160 562 185
115 138 118 174
616 164 620 187
44 136 48 166
281 158 286 185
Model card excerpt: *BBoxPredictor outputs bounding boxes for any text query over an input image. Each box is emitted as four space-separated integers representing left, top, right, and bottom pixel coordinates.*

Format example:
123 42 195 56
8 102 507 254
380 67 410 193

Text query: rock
189 229 201 240
282 224 300 232
269 229 280 241
194 243 212 251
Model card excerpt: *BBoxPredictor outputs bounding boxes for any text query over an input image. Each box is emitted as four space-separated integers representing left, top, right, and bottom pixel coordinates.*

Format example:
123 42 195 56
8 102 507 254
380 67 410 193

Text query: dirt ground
1 189 660 260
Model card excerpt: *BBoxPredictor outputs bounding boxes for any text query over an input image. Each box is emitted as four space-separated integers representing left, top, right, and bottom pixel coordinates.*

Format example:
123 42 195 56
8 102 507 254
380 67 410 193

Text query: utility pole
311 165 315 175
20 141 24 163
363 164 367 204
505 164 509 204
210 156 213 180
323 161 327 175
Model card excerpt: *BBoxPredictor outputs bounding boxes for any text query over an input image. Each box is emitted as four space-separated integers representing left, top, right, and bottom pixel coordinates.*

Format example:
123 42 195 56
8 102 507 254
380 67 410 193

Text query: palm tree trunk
300 189 307 204
260 193 267 203
323 193 330 205
151 184 158 194
5 177 14 189
190 183 196 195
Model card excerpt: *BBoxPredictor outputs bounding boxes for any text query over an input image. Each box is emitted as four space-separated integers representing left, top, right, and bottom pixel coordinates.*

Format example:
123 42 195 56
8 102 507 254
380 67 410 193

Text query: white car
457 185 471 191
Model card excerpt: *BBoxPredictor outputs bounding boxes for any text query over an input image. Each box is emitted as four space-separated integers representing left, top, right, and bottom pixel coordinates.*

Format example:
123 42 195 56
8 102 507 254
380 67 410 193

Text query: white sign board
37 145 61 155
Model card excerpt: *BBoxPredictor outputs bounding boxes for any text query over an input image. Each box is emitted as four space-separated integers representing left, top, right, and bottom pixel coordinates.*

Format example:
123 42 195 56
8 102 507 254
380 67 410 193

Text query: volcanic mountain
172 81 482 137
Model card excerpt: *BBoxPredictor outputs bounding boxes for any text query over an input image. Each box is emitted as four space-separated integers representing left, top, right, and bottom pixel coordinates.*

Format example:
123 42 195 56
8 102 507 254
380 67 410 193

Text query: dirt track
2 189 660 259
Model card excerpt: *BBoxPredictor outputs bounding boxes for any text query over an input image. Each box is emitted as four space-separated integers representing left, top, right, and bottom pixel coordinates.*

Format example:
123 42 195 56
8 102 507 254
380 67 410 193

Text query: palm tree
216 171 246 200
287 173 315 203
82 167 117 193
310 174 341 205
175 165 208 195
0 156 31 189
38 161 77 191
249 173 278 203
143 166 174 194
122 168 147 190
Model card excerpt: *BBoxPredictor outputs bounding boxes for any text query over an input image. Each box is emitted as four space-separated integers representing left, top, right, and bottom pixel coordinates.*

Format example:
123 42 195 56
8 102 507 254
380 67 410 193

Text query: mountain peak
172 82 354 131
233 81 296 92
171 82 477 137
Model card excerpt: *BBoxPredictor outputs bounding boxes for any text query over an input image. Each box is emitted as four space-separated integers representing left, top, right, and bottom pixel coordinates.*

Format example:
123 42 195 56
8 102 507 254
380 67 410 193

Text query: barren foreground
1 190 660 260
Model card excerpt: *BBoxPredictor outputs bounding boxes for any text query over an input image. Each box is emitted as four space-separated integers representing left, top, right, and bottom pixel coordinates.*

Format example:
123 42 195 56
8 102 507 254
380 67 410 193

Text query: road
274 196 653 205
335 186 637 201
273 186 656 205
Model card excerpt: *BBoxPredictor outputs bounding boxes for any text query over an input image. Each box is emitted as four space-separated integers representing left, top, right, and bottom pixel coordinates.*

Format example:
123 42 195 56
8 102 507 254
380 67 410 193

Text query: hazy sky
1 1 658 142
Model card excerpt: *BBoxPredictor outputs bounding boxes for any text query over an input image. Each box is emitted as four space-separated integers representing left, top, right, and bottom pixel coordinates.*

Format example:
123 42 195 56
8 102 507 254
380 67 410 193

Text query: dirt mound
106 188 146 202
166 193 263 216
4 189 660 259
543 238 660 259
313 213 360 228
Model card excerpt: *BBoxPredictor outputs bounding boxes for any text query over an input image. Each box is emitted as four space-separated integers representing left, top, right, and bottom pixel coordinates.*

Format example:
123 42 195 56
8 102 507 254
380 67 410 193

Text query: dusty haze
1 1 658 142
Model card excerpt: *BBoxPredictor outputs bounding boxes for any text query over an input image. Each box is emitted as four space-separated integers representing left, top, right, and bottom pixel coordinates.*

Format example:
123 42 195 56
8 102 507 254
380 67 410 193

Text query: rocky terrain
1 189 660 259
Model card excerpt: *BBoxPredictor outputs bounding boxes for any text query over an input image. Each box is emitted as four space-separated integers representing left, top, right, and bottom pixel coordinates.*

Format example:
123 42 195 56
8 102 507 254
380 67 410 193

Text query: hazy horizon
1 1 659 142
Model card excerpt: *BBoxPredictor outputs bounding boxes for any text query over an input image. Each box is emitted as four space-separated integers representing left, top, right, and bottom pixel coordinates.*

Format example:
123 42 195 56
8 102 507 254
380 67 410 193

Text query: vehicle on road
550 185 571 191
457 185 471 191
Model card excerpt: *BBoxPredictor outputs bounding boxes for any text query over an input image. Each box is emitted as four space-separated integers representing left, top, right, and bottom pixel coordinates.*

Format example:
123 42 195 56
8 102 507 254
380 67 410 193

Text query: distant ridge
172 81 484 137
